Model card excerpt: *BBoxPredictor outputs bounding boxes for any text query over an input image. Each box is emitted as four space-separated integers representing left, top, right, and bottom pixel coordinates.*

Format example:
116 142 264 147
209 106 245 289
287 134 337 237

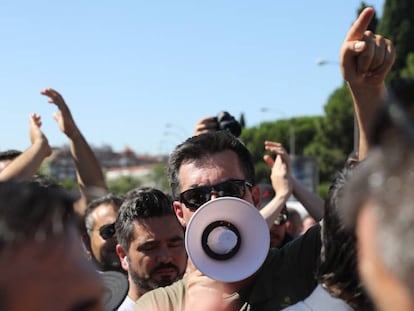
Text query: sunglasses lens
180 180 247 209
99 223 115 240
216 180 245 198
181 187 210 209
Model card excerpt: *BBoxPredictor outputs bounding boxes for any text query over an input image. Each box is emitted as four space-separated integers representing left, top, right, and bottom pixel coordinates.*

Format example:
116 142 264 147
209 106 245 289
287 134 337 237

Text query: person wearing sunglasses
115 187 187 311
84 193 125 273
135 130 322 311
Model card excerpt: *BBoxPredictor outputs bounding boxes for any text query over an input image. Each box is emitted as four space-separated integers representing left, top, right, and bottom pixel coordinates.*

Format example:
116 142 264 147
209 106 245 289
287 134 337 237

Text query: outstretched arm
0 114 51 181
341 7 395 160
291 178 324 221
262 141 324 222
41 88 108 212
260 141 293 228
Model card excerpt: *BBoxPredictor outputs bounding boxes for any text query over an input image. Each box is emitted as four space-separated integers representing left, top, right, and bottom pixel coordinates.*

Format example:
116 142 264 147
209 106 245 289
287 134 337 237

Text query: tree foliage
107 176 143 195
240 116 321 184
377 0 414 83
304 83 354 183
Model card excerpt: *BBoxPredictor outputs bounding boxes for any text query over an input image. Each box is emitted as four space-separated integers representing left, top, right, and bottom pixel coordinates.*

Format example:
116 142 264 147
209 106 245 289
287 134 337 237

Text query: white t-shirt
281 284 354 311
117 295 136 311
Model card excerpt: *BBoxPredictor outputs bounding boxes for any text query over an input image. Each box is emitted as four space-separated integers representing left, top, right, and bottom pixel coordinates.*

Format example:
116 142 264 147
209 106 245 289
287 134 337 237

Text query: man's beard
129 262 184 294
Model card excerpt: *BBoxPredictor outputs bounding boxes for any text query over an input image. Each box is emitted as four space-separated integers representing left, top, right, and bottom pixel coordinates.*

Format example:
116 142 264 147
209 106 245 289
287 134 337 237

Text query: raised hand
263 140 292 199
340 7 395 87
41 88 79 139
29 113 51 157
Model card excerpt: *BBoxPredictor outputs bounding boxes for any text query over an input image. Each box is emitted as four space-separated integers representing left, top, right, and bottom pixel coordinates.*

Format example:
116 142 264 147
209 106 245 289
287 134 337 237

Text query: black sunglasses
99 223 116 240
179 179 252 210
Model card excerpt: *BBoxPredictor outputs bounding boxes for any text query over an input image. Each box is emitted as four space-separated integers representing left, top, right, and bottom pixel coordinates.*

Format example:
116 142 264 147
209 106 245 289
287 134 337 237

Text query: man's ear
173 200 187 227
252 185 261 209
116 244 129 272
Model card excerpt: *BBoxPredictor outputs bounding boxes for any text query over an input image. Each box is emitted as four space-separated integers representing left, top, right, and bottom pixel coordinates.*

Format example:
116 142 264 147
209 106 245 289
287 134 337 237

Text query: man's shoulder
134 279 186 311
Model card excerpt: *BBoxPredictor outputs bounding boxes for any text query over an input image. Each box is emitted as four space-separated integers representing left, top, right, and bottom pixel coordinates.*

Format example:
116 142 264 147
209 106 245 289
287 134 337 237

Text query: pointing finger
345 7 375 41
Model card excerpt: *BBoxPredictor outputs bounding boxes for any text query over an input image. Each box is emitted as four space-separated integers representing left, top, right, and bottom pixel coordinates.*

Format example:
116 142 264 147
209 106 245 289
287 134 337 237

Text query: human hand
263 141 292 199
41 88 79 139
29 113 51 157
185 261 226 311
193 116 218 136
340 7 395 88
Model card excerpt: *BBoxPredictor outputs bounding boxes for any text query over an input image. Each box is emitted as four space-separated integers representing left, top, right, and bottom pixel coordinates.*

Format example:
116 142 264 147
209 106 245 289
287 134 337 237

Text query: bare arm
340 7 395 160
0 114 51 181
41 88 108 213
291 178 324 221
261 141 324 222
260 141 293 228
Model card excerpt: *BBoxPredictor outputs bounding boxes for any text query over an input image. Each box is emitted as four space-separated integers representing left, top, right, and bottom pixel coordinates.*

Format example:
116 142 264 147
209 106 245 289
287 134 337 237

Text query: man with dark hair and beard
115 187 187 311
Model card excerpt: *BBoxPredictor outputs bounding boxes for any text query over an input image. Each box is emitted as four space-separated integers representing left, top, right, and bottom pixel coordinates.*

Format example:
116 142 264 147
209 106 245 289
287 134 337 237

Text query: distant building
48 145 167 183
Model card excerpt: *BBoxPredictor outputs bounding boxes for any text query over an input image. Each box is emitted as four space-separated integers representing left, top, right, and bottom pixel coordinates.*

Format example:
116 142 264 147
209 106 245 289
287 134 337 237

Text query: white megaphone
185 197 270 282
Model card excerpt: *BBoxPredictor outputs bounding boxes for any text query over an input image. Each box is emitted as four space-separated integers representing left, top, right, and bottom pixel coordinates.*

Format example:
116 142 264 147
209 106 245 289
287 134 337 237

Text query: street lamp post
316 58 340 66
260 107 295 156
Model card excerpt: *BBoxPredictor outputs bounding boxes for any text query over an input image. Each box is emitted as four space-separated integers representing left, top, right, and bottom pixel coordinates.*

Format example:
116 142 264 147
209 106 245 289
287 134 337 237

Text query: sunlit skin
117 215 187 300
88 203 120 271
173 150 260 227
2 230 105 311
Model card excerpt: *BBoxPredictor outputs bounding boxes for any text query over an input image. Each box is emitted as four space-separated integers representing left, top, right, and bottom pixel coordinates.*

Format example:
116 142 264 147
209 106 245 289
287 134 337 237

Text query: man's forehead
178 152 245 183
133 217 183 239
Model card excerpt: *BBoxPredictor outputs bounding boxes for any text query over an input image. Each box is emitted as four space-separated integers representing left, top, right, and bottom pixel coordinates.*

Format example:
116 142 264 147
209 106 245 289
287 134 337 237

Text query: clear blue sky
1 0 384 155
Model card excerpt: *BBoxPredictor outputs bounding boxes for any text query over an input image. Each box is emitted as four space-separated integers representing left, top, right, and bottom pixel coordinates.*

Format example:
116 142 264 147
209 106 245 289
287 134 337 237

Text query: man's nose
158 245 173 263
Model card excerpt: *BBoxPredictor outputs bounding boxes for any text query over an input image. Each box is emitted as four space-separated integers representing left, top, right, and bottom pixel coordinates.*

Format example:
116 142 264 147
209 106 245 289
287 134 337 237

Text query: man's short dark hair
0 149 22 162
115 187 178 252
167 131 255 200
317 166 373 310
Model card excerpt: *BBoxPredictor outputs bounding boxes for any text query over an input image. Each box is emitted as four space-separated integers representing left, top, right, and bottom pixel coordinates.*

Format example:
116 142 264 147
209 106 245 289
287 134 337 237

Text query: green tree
377 0 414 83
304 83 354 184
239 113 246 129
240 116 321 184
400 52 414 78
106 176 142 195
149 163 170 192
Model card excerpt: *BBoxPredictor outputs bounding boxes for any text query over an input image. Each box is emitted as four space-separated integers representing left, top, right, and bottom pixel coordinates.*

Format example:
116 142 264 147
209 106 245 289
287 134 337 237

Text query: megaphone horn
185 197 270 283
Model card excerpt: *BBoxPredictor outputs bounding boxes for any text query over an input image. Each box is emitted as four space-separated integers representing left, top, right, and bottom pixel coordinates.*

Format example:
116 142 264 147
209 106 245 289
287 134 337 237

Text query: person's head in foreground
0 181 104 311
318 166 374 311
342 141 414 311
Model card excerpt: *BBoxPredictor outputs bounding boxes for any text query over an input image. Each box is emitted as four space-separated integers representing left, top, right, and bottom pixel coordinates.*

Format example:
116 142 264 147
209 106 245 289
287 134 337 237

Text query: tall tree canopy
377 0 414 83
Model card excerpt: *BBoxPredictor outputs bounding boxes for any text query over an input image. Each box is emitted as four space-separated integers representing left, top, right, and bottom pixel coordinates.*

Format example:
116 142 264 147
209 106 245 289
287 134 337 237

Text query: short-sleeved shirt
281 284 354 311
134 224 321 311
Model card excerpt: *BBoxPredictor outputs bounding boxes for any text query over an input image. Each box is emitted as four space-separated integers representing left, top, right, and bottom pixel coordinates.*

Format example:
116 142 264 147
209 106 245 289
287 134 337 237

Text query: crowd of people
1 6 413 311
